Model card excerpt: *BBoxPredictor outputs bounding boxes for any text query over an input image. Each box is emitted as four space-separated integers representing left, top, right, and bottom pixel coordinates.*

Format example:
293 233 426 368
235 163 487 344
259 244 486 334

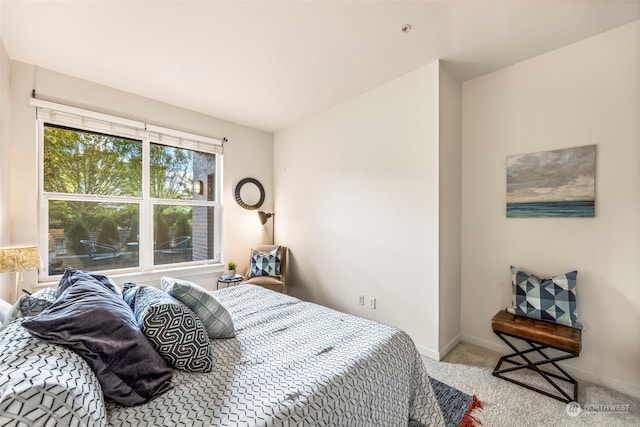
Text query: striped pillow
161 277 235 339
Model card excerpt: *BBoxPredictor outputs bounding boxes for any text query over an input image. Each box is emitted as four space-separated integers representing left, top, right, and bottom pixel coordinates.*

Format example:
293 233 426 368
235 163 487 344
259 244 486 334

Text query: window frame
35 100 224 281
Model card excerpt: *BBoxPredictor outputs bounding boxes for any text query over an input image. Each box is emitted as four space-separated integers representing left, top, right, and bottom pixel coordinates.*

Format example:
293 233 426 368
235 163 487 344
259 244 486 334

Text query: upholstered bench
491 310 582 403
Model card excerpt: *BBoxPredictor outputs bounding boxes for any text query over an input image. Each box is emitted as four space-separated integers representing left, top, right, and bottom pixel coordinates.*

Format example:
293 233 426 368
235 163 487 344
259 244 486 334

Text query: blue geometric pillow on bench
509 266 583 330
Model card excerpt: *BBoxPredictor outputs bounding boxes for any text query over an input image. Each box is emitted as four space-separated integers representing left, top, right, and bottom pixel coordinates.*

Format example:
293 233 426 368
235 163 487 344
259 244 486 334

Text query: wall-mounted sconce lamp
193 180 204 195
257 211 274 225
257 211 275 244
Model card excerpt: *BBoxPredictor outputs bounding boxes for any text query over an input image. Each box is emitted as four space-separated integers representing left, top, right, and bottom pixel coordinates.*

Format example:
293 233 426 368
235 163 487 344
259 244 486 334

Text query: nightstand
216 274 244 290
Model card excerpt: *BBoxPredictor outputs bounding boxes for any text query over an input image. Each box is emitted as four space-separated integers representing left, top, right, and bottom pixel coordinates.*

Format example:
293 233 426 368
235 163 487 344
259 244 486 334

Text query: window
36 100 223 279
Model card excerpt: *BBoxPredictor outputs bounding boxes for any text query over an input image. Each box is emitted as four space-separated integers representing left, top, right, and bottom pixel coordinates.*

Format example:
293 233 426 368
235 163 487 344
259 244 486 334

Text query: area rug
429 377 483 427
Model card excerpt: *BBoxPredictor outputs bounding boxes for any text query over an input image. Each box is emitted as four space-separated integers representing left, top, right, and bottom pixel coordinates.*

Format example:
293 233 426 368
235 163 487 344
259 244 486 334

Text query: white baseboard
415 334 462 362
460 333 507 354
439 334 462 360
460 334 640 400
416 344 440 361
565 365 640 400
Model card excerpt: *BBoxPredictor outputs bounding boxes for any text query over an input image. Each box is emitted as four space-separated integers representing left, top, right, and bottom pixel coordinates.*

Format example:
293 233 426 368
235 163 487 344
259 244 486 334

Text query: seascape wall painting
506 145 596 218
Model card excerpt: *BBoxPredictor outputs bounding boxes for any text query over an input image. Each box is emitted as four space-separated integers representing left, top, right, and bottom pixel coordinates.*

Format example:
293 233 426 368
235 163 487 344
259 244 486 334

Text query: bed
0 273 445 427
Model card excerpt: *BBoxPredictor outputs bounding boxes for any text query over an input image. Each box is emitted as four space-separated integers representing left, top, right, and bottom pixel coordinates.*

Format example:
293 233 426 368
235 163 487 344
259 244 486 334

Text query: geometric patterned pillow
3 288 58 326
249 246 282 278
508 266 583 330
19 287 57 316
161 277 235 339
125 283 213 373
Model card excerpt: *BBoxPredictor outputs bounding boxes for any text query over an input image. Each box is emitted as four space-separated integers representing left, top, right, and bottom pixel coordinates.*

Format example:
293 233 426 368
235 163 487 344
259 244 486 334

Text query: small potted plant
227 261 237 277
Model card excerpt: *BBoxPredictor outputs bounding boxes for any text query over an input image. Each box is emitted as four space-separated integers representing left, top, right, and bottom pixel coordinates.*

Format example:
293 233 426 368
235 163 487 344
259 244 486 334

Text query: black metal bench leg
492 331 579 403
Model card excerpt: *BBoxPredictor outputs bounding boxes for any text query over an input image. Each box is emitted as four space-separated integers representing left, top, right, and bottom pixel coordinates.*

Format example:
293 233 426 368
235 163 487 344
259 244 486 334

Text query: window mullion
151 199 217 208
42 193 141 204
140 136 153 270
37 119 48 276
214 154 224 262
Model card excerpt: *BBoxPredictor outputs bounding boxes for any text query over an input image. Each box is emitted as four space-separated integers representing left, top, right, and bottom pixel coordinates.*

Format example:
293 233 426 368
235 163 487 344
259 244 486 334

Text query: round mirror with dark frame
234 178 265 210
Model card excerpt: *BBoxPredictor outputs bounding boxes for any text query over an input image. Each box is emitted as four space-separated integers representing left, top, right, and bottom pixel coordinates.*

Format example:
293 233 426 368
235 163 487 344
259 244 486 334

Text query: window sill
36 263 226 291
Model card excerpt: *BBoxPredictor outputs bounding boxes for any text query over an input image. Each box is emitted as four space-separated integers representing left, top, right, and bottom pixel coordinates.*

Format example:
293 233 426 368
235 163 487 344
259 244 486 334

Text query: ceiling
1 1 639 133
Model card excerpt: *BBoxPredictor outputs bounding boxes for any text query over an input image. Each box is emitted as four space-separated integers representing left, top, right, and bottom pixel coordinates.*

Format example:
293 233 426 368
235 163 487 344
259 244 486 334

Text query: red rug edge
459 394 484 427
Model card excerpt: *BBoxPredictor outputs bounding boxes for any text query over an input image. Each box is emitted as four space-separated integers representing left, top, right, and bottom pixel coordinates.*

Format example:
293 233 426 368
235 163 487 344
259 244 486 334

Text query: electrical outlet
358 295 365 306
368 297 376 309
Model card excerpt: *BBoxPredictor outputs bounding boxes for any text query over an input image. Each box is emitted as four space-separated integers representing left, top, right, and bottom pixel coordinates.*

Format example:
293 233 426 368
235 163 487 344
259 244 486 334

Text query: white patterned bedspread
107 285 444 427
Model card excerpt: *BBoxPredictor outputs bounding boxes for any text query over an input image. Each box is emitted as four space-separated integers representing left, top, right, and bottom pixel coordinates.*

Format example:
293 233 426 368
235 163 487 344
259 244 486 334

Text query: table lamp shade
0 246 40 273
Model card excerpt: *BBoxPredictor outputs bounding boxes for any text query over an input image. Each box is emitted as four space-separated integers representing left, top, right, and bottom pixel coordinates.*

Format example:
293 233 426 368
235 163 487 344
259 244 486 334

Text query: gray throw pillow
161 277 235 339
56 267 121 298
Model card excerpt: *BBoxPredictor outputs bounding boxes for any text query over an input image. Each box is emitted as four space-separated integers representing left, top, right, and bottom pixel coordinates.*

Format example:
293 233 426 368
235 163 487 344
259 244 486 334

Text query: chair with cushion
241 245 287 294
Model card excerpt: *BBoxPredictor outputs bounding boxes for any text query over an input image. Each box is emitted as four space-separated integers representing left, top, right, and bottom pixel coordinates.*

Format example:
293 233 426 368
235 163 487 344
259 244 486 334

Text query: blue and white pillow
161 277 235 339
124 283 213 373
249 246 282 277
509 266 583 329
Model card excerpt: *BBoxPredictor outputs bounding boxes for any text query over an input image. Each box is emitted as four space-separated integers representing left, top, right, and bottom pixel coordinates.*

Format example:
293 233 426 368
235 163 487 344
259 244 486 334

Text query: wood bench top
492 310 582 354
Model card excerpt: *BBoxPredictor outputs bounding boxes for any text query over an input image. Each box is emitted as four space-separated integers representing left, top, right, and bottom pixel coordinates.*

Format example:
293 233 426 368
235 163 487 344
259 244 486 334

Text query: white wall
6 62 274 292
0 39 11 301
461 21 640 398
275 62 445 357
438 64 462 355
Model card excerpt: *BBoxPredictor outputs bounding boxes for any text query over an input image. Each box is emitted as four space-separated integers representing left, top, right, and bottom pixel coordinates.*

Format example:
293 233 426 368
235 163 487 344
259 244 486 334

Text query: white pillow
0 298 12 325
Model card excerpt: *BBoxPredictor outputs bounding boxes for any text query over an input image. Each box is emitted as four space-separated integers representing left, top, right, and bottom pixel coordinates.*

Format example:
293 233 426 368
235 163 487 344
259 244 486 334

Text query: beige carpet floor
421 342 639 426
